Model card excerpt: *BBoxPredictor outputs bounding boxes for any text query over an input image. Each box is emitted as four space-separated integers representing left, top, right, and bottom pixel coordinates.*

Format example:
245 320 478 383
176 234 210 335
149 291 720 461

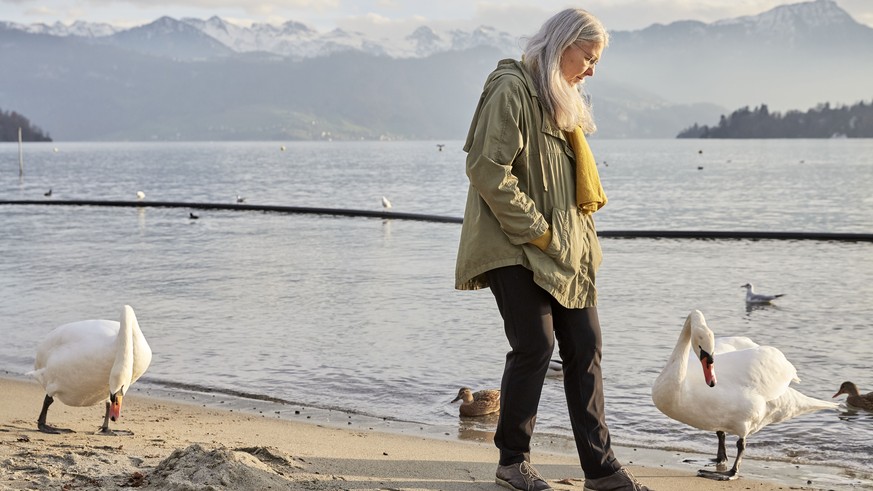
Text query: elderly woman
455 8 653 491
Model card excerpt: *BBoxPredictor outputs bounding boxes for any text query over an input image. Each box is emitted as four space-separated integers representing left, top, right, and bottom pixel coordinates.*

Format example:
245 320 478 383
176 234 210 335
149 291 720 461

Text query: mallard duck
833 381 873 411
451 387 500 417
546 358 563 377
741 283 785 304
652 310 837 481
29 305 152 434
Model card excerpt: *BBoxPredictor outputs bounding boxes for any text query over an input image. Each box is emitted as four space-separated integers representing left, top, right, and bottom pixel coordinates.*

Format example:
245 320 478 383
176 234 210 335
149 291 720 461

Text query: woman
455 8 653 491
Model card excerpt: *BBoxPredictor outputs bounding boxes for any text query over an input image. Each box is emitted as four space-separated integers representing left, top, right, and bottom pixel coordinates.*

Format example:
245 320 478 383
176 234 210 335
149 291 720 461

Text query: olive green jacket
454 59 603 309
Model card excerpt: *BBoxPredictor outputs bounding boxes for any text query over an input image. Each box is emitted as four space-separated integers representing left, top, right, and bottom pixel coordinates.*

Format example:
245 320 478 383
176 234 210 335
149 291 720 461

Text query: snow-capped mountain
0 13 518 59
1 19 119 37
0 0 865 61
714 0 857 35
1 0 870 141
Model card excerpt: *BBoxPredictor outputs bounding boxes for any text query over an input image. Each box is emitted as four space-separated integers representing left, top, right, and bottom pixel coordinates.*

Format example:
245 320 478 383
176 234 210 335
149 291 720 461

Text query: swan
652 310 837 480
29 305 152 434
451 387 500 417
741 283 784 304
833 381 873 411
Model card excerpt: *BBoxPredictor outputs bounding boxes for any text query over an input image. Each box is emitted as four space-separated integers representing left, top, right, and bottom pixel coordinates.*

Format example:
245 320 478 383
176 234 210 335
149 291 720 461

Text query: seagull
381 196 392 209
741 283 785 304
44 189 52 197
652 310 837 481
136 191 146 200
236 195 246 203
436 144 445 152
29 305 152 434
189 212 199 220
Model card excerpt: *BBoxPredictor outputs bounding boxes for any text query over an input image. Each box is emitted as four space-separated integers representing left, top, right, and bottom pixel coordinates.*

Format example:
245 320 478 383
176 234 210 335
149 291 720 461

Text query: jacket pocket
524 207 587 294
546 208 586 271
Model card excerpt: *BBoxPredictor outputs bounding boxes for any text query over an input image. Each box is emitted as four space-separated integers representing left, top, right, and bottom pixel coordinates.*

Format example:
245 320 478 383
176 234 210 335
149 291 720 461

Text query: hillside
677 100 873 138
0 108 52 142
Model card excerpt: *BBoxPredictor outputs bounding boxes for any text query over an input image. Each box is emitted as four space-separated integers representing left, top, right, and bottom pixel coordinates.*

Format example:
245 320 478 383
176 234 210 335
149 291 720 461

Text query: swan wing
667 344 798 436
714 336 759 353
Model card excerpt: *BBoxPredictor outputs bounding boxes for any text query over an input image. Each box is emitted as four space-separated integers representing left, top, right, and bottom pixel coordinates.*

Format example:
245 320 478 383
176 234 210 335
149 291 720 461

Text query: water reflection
457 413 498 443
744 302 783 315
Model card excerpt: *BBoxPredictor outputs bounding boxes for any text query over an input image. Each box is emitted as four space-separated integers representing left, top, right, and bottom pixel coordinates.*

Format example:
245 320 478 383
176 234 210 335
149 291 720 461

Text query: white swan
652 310 837 480
29 305 152 434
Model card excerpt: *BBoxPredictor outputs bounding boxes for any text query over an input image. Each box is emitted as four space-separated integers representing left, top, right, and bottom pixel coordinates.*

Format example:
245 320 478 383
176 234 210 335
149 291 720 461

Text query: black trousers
487 265 621 479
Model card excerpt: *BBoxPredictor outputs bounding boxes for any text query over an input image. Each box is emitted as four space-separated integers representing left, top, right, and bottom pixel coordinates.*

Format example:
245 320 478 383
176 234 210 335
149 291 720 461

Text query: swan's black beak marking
699 348 717 387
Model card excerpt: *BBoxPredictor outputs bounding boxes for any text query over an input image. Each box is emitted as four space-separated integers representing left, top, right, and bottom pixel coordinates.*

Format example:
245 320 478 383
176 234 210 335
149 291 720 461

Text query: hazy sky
2 0 872 36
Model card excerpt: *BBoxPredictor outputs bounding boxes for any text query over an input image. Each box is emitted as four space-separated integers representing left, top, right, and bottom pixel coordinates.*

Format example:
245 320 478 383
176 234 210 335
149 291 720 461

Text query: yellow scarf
566 127 607 214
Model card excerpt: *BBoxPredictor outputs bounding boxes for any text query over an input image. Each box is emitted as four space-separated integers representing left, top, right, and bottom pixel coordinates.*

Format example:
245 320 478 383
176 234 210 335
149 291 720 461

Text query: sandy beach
0 376 830 490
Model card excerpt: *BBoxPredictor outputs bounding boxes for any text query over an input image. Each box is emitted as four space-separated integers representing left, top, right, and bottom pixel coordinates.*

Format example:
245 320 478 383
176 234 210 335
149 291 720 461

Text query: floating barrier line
2 199 871 242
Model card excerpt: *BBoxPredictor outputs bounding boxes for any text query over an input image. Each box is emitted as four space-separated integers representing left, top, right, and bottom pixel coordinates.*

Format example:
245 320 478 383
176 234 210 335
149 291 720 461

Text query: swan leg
698 437 743 481
37 395 74 434
715 431 728 467
96 401 114 434
96 401 133 436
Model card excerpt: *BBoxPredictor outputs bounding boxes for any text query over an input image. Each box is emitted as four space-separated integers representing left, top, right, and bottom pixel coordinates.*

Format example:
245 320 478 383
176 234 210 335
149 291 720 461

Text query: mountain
601 0 873 110
0 0 869 140
100 16 234 60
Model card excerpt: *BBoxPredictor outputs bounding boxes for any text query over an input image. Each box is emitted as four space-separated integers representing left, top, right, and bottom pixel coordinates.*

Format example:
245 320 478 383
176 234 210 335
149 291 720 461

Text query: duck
29 305 152 434
547 358 563 377
741 283 784 304
451 387 500 417
833 381 873 411
652 310 837 481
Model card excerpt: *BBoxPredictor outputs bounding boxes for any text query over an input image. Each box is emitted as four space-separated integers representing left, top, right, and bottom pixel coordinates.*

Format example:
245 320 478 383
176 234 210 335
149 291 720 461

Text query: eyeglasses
573 42 599 67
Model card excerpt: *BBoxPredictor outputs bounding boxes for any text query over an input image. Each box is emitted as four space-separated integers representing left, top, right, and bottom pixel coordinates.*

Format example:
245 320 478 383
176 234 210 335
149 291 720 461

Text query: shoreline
0 375 861 490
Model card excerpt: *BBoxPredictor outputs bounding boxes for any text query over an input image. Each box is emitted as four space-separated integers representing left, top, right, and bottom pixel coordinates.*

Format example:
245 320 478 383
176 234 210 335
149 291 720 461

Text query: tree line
0 108 52 142
677 100 873 138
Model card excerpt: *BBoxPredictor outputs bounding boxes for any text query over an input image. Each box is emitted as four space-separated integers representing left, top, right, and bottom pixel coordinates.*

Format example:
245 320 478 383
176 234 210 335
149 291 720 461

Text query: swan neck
667 317 693 380
109 307 136 394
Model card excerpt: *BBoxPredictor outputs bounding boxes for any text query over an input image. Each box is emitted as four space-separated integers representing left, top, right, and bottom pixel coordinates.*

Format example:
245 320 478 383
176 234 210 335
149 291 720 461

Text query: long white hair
523 9 609 133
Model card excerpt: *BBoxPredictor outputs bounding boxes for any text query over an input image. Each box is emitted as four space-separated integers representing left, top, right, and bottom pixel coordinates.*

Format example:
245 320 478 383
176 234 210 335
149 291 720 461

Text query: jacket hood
485 59 539 100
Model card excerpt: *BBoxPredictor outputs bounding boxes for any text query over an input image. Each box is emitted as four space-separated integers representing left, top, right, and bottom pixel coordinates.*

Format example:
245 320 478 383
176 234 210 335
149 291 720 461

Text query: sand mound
144 443 305 490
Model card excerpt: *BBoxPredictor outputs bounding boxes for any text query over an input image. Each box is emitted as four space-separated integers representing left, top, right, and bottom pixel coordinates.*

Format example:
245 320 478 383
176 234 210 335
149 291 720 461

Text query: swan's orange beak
700 350 716 387
109 394 123 421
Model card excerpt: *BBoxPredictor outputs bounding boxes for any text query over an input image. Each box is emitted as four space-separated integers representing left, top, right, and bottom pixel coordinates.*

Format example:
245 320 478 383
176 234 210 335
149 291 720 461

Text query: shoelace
518 462 546 490
617 468 646 491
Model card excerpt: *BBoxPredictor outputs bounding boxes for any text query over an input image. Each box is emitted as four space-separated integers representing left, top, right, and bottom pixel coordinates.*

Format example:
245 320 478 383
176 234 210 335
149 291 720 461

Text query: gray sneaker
583 468 654 491
495 461 553 491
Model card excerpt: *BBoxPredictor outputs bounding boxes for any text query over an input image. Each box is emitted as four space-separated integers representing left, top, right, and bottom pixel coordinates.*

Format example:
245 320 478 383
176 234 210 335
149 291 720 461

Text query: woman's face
560 40 603 86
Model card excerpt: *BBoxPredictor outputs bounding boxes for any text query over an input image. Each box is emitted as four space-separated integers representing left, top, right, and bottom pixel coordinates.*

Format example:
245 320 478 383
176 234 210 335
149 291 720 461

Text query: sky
2 0 872 36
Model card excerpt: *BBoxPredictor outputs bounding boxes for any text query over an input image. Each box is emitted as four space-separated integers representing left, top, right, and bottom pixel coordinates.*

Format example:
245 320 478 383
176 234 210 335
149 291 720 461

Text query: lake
1 139 871 488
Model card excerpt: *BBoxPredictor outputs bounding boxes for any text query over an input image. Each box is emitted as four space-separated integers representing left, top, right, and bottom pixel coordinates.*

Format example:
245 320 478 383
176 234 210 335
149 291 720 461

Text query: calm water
1 140 872 488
